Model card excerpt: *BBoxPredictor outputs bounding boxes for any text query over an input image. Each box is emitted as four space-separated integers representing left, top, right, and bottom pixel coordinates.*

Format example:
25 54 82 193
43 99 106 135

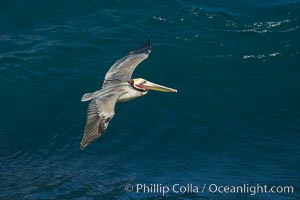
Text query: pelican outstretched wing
80 91 126 150
102 40 151 87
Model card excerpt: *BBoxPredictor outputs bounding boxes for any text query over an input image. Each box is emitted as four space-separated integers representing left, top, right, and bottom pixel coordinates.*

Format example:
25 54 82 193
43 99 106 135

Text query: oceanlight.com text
124 183 294 196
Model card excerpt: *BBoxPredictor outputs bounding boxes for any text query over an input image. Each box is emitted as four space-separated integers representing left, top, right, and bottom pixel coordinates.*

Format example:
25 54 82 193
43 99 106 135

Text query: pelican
80 40 177 149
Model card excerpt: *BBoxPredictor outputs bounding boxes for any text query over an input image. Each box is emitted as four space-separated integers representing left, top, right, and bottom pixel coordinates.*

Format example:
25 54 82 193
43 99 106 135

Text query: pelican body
80 40 177 149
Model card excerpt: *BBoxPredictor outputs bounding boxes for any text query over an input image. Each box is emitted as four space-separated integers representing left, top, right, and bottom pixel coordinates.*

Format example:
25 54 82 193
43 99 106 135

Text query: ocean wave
243 52 281 60
223 18 299 33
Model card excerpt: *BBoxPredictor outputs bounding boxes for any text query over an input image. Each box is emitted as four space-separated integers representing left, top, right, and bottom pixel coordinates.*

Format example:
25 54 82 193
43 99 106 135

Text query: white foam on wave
223 19 296 33
269 52 280 57
243 52 281 59
152 16 167 21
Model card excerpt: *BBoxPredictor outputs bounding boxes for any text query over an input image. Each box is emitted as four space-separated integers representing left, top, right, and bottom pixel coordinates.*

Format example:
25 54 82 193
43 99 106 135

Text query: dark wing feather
80 92 125 150
102 40 151 87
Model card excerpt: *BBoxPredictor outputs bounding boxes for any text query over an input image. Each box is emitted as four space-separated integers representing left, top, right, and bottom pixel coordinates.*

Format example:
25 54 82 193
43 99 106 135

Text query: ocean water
0 0 299 199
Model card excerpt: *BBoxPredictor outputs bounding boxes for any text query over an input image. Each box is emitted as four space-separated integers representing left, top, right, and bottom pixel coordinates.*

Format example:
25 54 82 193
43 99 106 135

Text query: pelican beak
143 81 177 92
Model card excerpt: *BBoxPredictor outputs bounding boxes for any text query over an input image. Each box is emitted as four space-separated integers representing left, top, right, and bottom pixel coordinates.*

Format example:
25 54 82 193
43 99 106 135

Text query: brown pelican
80 40 177 149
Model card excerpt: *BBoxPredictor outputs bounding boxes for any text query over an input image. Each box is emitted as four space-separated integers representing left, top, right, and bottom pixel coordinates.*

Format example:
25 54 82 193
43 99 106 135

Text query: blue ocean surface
0 0 299 199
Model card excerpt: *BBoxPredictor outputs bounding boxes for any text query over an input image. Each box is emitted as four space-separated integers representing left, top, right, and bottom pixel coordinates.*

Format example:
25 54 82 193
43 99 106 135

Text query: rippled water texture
0 0 299 199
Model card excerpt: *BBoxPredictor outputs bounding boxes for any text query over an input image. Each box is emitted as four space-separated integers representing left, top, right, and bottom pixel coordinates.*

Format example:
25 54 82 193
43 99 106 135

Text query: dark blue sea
0 0 299 199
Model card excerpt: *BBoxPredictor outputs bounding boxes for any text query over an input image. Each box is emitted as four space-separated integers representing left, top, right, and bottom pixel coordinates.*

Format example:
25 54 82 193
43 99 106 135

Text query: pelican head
131 78 177 92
